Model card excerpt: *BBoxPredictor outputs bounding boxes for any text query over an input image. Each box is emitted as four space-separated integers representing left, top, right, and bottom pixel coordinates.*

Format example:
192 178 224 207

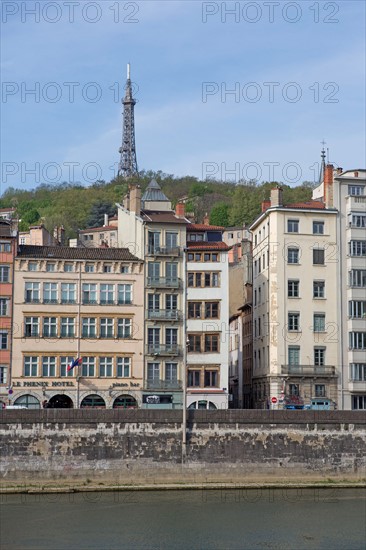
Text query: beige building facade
250 188 339 409
11 246 144 409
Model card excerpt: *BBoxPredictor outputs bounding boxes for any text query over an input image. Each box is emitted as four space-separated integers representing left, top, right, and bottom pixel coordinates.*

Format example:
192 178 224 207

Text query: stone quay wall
1 410 365 486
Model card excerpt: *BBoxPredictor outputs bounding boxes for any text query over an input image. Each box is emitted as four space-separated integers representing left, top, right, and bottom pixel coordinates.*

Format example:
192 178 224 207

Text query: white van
2 405 28 409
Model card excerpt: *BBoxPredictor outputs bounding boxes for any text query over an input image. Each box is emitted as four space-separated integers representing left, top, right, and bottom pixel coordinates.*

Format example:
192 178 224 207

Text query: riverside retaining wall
1 410 365 486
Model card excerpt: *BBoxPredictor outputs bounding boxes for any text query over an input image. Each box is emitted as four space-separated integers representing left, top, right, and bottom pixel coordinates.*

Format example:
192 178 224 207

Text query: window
288 248 299 264
188 272 219 288
166 232 178 250
349 270 366 288
205 302 219 319
99 357 113 377
103 264 112 273
100 318 114 338
289 384 299 396
313 314 326 332
60 317 75 338
350 364 366 382
61 283 76 304
349 301 366 319
60 356 74 377
314 347 326 366
64 263 74 272
288 313 300 331
82 283 97 304
85 263 94 273
166 294 177 310
0 266 9 283
148 231 160 254
82 317 96 338
147 362 160 382
28 261 38 271
82 357 95 377
166 262 178 282
188 370 201 387
287 219 299 233
43 282 57 304
166 328 178 349
313 248 325 265
42 356 56 377
288 346 300 365
148 328 160 350
100 284 114 304
117 357 131 378
288 280 299 298
120 265 129 273
0 331 8 349
24 356 38 377
46 262 55 272
204 369 218 387
352 395 366 410
348 185 365 196
25 282 40 303
165 362 177 383
315 384 326 397
118 284 132 304
350 214 366 228
0 242 11 252
188 334 201 353
349 240 366 256
188 302 201 319
0 366 7 384
313 280 325 298
313 221 324 234
349 332 366 350
43 317 57 337
148 294 160 311
0 298 9 316
204 334 219 352
117 318 131 338
24 317 39 337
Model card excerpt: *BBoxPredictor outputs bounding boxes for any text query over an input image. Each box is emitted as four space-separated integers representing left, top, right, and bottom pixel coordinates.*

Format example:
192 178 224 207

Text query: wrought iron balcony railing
146 344 182 356
146 277 181 289
145 379 183 390
147 309 181 321
147 246 181 257
281 365 336 377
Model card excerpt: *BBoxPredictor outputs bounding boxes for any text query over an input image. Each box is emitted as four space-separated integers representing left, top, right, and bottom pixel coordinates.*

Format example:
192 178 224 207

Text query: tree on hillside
87 200 117 228
210 203 230 226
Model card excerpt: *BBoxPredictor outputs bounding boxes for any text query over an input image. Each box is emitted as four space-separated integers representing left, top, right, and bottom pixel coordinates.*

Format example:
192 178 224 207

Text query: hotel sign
12 381 75 387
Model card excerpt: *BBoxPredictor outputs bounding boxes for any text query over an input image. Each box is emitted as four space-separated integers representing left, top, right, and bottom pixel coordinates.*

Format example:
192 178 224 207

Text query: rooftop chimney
324 164 334 208
103 214 108 227
203 212 210 225
175 202 185 218
270 186 283 207
336 167 343 175
129 184 141 215
261 199 271 212
354 171 359 178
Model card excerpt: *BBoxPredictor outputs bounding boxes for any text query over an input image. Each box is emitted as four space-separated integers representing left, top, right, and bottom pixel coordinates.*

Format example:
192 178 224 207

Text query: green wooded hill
0 171 316 240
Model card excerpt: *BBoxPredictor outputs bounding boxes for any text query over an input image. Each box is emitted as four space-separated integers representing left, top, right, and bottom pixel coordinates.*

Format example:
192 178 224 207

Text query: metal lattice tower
118 64 138 178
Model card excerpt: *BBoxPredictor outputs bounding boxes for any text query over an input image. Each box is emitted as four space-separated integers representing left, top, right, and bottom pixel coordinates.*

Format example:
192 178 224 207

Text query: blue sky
1 0 365 192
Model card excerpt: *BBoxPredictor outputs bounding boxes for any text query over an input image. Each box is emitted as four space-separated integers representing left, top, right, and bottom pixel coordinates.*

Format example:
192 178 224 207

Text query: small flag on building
67 357 83 372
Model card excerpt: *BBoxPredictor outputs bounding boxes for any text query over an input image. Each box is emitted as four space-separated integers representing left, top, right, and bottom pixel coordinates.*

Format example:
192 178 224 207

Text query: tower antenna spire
319 139 326 183
118 63 138 178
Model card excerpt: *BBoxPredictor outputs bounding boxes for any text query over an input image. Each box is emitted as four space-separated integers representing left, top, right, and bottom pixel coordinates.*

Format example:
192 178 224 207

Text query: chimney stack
103 214 108 227
261 199 271 212
203 212 210 225
324 164 334 208
129 184 141 215
270 186 283 207
175 202 185 218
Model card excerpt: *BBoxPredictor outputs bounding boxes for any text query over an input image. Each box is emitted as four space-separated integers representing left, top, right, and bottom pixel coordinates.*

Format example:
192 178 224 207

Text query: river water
1 488 365 549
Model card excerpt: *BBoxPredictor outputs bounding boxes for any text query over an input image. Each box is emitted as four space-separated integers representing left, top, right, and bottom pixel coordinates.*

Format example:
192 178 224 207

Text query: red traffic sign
271 397 278 404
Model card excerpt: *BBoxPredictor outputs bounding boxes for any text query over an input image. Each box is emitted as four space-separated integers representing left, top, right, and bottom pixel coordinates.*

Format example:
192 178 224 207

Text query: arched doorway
188 400 217 410
14 395 40 409
48 395 74 409
80 394 106 408
113 395 138 409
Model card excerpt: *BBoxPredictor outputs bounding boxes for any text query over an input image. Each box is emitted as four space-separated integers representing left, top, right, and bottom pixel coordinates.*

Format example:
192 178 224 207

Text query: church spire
118 63 138 178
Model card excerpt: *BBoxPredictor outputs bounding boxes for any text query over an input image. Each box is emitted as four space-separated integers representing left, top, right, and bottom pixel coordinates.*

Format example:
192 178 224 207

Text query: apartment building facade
186 224 230 410
117 180 187 408
250 187 339 409
0 220 17 407
313 167 366 410
11 246 144 409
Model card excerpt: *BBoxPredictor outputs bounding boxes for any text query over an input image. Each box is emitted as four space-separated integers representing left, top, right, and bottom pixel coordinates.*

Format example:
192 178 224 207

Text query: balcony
147 309 181 321
281 365 336 377
146 246 181 257
146 277 181 289
145 379 183 391
146 344 182 356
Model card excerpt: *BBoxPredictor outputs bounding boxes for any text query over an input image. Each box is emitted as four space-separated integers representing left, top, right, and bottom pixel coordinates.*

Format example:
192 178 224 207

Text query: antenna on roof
319 140 326 183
